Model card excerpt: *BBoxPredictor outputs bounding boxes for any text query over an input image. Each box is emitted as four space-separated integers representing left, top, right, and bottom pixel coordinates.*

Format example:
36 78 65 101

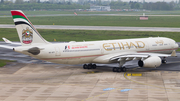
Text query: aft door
145 41 149 50
54 47 61 56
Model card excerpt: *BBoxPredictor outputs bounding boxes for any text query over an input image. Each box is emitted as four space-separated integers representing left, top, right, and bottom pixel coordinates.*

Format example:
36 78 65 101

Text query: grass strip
0 60 14 67
0 28 180 42
2 16 180 27
2 10 180 15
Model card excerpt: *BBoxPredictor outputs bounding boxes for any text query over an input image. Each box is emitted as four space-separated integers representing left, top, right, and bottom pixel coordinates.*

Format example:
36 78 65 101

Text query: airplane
2 10 179 72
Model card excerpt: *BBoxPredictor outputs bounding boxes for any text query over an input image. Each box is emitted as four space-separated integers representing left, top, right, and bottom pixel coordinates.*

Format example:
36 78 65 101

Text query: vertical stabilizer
11 10 49 46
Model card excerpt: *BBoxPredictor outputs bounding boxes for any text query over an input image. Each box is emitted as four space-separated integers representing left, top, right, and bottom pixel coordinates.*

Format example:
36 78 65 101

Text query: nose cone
175 43 179 49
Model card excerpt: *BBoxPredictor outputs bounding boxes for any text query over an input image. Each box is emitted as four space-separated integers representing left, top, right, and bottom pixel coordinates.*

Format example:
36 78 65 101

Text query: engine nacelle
28 47 40 55
138 56 161 68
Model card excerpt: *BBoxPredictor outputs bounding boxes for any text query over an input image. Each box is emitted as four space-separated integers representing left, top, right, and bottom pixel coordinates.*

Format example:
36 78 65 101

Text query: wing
93 51 176 63
110 51 176 62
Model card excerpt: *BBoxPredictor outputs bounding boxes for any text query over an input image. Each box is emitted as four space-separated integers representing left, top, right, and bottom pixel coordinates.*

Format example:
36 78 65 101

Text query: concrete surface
0 63 180 101
2 24 180 32
1 41 180 101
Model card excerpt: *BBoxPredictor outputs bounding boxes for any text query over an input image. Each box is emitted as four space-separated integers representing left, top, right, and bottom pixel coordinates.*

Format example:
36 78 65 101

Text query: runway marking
81 87 121 101
124 72 180 91
82 70 178 101
81 84 175 101
85 71 101 74
127 73 142 76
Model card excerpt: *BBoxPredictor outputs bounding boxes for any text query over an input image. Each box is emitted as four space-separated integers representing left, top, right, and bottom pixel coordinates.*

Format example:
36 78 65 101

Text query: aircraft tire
83 64 87 69
113 67 117 72
122 67 126 72
88 64 92 69
117 68 121 72
92 64 96 69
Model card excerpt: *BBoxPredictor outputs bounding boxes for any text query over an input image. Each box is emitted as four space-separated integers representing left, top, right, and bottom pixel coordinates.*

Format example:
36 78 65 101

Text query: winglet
2 37 12 43
171 50 177 57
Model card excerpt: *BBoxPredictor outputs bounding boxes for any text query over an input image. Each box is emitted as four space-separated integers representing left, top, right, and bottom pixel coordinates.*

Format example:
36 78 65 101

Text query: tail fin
11 10 49 46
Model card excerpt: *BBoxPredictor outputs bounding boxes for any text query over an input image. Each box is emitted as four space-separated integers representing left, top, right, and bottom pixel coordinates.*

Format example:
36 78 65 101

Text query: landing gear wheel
92 64 96 69
122 67 126 72
113 67 117 72
83 64 87 69
87 64 92 69
117 68 121 72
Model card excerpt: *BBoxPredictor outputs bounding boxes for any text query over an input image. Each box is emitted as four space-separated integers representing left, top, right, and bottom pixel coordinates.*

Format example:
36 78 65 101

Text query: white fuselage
14 37 179 64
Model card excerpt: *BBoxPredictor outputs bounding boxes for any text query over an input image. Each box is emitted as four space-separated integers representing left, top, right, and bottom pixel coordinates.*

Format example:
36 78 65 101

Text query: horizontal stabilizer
0 45 14 49
2 37 12 43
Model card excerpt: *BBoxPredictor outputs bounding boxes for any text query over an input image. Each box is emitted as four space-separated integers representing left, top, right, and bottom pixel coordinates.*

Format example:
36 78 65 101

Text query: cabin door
145 41 149 50
55 47 61 56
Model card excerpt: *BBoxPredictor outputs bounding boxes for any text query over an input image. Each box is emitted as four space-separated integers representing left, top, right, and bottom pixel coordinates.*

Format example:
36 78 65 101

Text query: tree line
0 1 179 10
0 2 89 10
110 1 178 10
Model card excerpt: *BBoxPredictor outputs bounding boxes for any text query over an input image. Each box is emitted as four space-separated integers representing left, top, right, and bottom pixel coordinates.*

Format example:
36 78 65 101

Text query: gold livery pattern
103 41 145 51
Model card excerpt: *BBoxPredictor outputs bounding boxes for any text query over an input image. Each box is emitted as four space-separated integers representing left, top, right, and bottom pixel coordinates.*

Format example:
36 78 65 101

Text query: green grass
177 48 180 51
2 10 180 15
1 16 180 27
0 28 180 42
0 60 14 67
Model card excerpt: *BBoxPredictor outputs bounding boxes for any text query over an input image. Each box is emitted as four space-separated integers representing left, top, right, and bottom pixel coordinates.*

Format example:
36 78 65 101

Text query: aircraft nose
175 43 179 48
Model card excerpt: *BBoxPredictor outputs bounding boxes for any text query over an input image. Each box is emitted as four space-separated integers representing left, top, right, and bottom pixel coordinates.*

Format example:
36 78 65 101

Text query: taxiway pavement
2 24 180 32
0 61 180 101
1 42 180 101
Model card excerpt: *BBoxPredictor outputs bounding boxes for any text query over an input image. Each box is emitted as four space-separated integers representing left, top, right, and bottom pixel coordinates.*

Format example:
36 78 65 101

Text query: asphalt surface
1 63 180 101
1 42 180 101
1 24 180 32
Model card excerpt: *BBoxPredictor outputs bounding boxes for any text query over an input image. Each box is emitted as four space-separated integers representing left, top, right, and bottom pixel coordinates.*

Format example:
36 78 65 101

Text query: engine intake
138 56 161 68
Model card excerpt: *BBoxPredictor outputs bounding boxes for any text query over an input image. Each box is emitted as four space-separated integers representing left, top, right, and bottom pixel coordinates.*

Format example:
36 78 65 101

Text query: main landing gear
83 64 96 69
113 61 127 72
112 67 127 72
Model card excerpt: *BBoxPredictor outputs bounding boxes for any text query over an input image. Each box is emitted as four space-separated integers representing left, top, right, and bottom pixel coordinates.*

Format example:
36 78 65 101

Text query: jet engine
138 56 161 68
13 46 42 55
27 47 40 55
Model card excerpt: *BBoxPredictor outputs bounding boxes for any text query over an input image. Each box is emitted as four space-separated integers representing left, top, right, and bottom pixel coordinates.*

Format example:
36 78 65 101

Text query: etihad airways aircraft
3 10 179 72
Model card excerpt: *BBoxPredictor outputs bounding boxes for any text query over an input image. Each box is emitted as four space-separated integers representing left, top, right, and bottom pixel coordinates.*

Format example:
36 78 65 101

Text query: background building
90 6 111 11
